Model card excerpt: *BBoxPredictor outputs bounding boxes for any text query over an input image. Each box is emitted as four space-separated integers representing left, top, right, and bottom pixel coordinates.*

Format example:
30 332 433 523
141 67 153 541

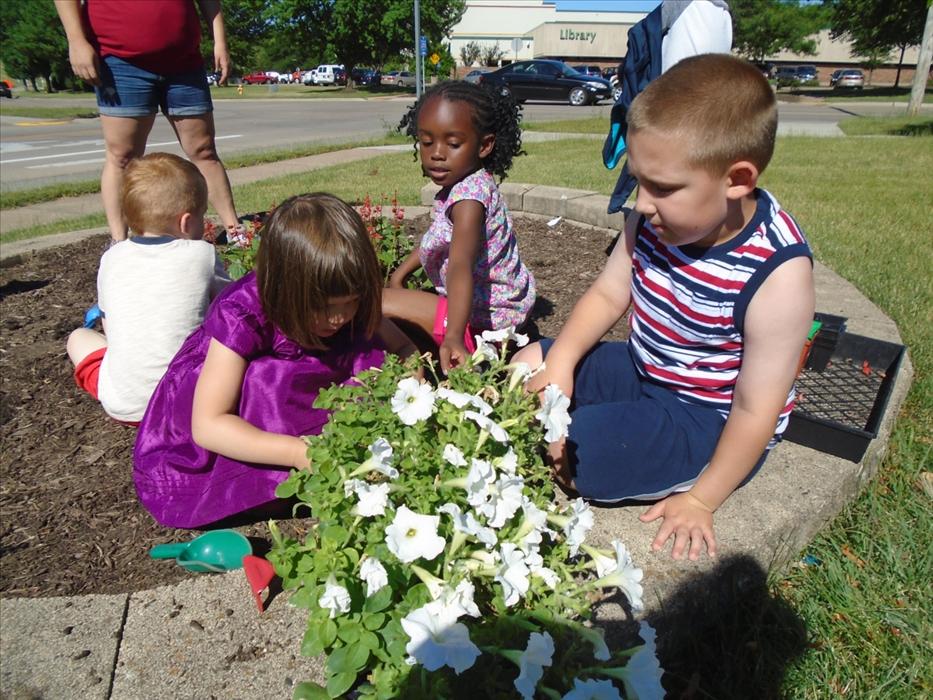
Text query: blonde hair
121 153 207 235
255 193 383 350
627 54 777 174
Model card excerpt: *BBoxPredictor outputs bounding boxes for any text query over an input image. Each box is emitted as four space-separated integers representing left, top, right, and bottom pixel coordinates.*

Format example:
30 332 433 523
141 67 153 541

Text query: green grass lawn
0 103 99 119
2 127 930 695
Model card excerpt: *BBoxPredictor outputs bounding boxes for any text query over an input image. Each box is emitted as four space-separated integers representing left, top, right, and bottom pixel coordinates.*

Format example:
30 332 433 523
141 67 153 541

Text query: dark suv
479 59 611 106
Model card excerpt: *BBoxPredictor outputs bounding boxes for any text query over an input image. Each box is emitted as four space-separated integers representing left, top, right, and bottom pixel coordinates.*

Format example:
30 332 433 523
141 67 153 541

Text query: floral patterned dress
419 169 536 331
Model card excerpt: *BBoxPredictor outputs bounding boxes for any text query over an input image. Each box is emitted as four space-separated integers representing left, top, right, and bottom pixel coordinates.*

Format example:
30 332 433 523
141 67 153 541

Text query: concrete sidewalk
0 180 912 699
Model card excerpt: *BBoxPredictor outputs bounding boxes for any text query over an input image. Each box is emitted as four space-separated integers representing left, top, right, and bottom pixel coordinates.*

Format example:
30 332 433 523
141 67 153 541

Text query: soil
0 215 628 599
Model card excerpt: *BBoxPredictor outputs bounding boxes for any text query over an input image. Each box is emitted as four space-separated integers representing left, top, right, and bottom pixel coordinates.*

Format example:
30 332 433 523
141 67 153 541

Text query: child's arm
377 318 418 360
192 338 310 470
439 199 485 373
526 216 637 397
388 247 423 289
640 256 815 559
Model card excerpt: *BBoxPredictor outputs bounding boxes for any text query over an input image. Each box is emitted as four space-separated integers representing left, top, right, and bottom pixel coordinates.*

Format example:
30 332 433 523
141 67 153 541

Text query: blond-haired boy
68 152 230 423
517 54 815 559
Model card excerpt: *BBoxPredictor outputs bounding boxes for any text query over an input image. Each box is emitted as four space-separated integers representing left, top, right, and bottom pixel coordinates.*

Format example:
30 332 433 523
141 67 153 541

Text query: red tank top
84 0 203 75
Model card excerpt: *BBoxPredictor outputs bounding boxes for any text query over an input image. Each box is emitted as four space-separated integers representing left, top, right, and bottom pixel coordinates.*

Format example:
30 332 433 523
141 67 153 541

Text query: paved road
0 95 926 191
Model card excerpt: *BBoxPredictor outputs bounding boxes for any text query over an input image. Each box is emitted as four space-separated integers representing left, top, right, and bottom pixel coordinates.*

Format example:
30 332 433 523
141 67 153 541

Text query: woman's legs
99 114 156 241
169 114 239 231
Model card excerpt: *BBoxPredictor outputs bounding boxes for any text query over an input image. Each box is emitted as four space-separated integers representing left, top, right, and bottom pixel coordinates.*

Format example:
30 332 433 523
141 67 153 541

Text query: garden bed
0 215 625 598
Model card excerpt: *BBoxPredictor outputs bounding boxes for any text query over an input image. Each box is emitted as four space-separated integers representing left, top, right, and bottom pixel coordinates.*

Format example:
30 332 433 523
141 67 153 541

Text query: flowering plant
204 211 269 281
268 332 663 699
358 193 427 288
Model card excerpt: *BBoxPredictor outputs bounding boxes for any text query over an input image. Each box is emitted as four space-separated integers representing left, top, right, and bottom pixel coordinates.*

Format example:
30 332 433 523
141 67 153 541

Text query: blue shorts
540 338 767 502
96 55 212 118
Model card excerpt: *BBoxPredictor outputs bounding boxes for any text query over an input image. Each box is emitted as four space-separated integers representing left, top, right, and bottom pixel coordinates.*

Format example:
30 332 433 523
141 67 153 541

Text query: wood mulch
0 214 627 598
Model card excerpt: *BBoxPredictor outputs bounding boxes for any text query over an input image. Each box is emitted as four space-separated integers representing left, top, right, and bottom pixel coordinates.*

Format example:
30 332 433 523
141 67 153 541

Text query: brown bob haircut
627 54 778 175
121 152 207 235
255 193 383 350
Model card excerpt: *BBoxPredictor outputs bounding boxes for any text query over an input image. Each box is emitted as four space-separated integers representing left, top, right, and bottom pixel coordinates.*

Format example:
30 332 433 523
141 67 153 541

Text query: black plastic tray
785 332 905 462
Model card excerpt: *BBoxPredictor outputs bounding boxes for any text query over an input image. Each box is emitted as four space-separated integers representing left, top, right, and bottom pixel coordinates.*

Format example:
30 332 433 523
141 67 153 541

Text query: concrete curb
0 181 913 699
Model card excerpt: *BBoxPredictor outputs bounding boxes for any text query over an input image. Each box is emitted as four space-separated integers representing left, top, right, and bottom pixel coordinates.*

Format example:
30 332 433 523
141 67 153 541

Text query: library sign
560 29 597 44
532 22 629 58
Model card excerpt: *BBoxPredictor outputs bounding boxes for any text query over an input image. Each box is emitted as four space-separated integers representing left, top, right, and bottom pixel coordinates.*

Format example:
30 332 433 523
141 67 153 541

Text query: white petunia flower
507 361 533 392
385 506 446 563
514 631 555 700
391 377 436 426
359 557 388 597
553 498 594 557
430 578 481 619
495 542 530 607
536 384 572 442
436 387 493 416
438 502 497 549
401 604 481 674
478 475 525 528
576 623 611 662
515 498 556 552
465 410 510 443
443 443 467 467
365 437 398 478
345 480 391 517
495 448 518 475
465 458 497 508
318 573 351 619
619 621 664 700
591 540 644 613
524 548 560 588
481 327 529 347
562 677 622 700
471 337 499 364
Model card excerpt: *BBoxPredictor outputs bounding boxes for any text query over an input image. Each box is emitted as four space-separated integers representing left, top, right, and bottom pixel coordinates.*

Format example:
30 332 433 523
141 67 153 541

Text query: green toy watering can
149 529 252 573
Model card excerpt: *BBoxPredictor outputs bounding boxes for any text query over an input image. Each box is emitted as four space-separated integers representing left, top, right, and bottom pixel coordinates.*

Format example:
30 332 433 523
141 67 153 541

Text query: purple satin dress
133 272 385 528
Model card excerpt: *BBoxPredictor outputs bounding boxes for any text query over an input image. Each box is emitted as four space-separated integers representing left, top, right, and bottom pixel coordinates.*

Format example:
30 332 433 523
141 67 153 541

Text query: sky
552 1 662 12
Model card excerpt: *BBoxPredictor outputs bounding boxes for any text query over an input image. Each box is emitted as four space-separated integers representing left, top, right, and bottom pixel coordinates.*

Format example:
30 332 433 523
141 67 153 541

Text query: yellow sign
429 53 440 65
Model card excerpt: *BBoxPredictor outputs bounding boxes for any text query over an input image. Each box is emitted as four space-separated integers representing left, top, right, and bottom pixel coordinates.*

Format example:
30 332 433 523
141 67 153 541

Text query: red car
241 71 273 85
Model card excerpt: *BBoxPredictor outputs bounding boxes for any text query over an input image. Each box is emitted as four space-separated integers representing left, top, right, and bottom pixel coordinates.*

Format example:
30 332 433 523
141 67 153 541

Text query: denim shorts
540 338 767 502
96 55 212 118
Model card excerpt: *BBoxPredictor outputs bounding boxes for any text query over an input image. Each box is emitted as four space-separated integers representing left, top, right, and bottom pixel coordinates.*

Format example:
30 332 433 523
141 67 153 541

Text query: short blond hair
121 153 207 235
627 54 777 175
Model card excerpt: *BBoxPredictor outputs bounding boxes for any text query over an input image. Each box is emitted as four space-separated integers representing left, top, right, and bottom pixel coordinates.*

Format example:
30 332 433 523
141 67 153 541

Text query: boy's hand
639 492 716 560
439 335 468 374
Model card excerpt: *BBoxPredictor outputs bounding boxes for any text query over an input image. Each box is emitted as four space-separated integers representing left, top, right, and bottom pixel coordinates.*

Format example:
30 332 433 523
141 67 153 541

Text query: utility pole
907 3 932 117
414 0 423 98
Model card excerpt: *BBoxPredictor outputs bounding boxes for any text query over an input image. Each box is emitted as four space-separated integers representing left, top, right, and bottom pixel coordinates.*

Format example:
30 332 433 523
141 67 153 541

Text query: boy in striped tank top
516 54 815 560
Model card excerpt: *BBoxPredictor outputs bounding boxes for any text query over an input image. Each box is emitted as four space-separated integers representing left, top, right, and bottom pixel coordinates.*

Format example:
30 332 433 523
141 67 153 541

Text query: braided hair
398 80 524 181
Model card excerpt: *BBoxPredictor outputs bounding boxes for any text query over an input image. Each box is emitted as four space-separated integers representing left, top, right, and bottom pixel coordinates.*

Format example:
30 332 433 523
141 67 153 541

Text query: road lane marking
0 134 242 164
14 120 70 127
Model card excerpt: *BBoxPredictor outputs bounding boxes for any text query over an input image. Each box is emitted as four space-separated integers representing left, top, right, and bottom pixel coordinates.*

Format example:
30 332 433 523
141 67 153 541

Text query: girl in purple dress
383 81 536 374
134 193 415 528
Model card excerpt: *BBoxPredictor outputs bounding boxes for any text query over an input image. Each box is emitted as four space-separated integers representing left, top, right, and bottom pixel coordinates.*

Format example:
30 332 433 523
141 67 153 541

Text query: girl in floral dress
384 81 536 373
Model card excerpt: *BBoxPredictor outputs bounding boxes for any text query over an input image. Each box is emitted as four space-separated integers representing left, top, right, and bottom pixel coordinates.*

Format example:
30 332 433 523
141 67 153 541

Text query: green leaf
337 621 362 644
293 681 330 700
363 585 393 613
322 525 348 544
327 641 370 675
358 630 380 651
301 625 325 657
326 671 357 698
362 612 386 630
276 477 298 498
322 619 338 648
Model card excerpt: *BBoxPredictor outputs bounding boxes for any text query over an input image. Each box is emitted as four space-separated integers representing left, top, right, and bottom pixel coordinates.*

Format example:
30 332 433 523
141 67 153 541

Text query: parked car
601 66 617 81
351 67 379 86
464 68 492 84
302 69 318 85
479 59 611 106
774 66 799 87
395 71 416 88
834 69 865 89
309 64 345 86
0 82 12 99
572 65 602 78
829 69 845 87
241 71 273 85
795 65 818 84
333 67 348 86
381 70 399 86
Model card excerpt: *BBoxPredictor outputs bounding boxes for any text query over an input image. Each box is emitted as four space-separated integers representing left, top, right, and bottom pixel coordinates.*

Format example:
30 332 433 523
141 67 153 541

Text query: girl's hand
290 437 311 471
639 492 717 560
439 335 468 374
525 365 574 402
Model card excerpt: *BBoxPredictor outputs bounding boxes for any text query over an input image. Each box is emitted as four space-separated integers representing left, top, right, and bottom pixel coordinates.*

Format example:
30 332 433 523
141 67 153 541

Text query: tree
730 0 829 62
480 42 505 67
459 40 481 67
829 0 929 87
0 0 72 92
268 0 465 86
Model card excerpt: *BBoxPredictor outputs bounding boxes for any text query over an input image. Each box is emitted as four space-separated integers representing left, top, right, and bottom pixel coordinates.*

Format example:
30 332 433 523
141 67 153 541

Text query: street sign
511 37 523 54
430 53 440 65
420 36 428 57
